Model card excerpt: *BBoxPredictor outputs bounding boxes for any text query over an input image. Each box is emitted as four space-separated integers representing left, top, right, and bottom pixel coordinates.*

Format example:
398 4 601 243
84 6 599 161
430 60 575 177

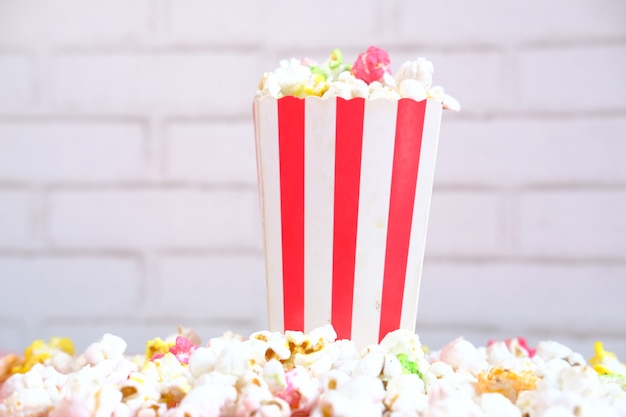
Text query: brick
168 0 263 44
166 121 257 184
519 44 626 111
518 191 626 258
435 117 626 186
396 0 626 45
0 55 31 111
389 49 506 112
257 0 384 49
0 190 32 248
0 122 145 183
417 263 626 336
52 52 260 116
48 189 263 249
156 254 266 319
425 191 504 256
0 256 140 319
0 0 150 46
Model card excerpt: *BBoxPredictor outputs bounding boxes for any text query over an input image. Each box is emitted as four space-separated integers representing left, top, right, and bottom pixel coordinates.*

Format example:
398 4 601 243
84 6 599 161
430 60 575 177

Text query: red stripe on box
332 97 365 340
379 99 427 340
278 97 305 331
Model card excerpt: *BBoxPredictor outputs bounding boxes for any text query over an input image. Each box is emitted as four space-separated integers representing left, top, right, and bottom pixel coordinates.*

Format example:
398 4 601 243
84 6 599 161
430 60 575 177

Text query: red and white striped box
253 96 442 348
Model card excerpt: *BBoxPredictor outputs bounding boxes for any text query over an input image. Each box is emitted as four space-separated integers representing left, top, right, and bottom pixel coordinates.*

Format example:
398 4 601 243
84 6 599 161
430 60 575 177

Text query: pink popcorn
487 337 536 358
152 336 197 365
351 46 393 85
275 367 318 413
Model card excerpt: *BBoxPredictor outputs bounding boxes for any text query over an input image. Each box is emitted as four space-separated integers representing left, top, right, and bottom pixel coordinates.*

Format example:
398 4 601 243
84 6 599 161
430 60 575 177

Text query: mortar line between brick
50 44 262 55
518 37 626 49
41 183 258 191
0 249 144 259
423 256 626 265
0 115 149 123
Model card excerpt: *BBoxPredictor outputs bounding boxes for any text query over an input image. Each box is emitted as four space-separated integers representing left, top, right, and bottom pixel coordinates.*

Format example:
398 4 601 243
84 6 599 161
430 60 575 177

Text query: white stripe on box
304 98 336 332
351 99 398 348
256 98 284 332
399 99 443 330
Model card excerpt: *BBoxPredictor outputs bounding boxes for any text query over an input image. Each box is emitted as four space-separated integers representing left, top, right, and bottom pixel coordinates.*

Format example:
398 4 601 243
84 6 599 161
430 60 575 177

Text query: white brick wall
0 0 625 359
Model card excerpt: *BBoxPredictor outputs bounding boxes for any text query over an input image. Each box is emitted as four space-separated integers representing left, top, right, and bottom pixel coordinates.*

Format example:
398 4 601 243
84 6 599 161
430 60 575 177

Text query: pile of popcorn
2 326 626 417
256 46 461 111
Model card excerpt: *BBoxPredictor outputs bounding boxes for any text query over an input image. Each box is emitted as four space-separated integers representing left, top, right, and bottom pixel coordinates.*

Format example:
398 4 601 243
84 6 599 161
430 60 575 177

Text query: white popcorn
395 58 435 89
382 353 403 380
273 58 312 97
252 399 291 417
535 341 573 362
313 374 386 417
368 81 401 100
399 79 428 101
480 393 521 417
422 387 485 417
188 346 216 379
486 341 515 366
83 333 128 365
168 383 237 417
323 72 369 100
379 329 425 363
385 374 427 413
214 341 256 378
262 359 286 393
439 337 487 375
424 360 455 388
353 350 385 377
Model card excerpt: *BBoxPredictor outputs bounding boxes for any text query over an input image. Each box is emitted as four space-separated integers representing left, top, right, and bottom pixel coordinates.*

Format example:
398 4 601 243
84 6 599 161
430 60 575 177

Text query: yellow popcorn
145 337 174 361
477 367 538 403
302 73 329 97
9 337 75 375
49 336 75 355
590 341 626 376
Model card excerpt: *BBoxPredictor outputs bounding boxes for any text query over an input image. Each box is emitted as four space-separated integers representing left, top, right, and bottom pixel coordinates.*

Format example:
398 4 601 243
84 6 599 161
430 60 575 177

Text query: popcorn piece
167 382 237 417
439 337 487 375
480 392 521 417
313 374 386 417
589 341 626 376
384 374 427 413
151 336 197 365
399 79 428 101
188 347 216 379
322 72 369 100
83 333 127 365
395 58 434 89
275 366 318 413
477 367 539 402
351 45 394 85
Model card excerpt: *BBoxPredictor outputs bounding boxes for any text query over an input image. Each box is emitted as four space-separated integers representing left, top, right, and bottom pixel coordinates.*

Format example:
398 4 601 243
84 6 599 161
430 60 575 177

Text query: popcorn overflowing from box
255 46 458 347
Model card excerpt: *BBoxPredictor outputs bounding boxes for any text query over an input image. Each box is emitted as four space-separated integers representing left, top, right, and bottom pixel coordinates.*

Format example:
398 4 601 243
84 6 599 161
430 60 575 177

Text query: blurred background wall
0 0 625 357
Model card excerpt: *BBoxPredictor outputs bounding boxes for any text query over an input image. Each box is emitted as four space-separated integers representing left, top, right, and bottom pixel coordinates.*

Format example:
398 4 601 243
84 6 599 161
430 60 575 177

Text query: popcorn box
254 96 442 348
